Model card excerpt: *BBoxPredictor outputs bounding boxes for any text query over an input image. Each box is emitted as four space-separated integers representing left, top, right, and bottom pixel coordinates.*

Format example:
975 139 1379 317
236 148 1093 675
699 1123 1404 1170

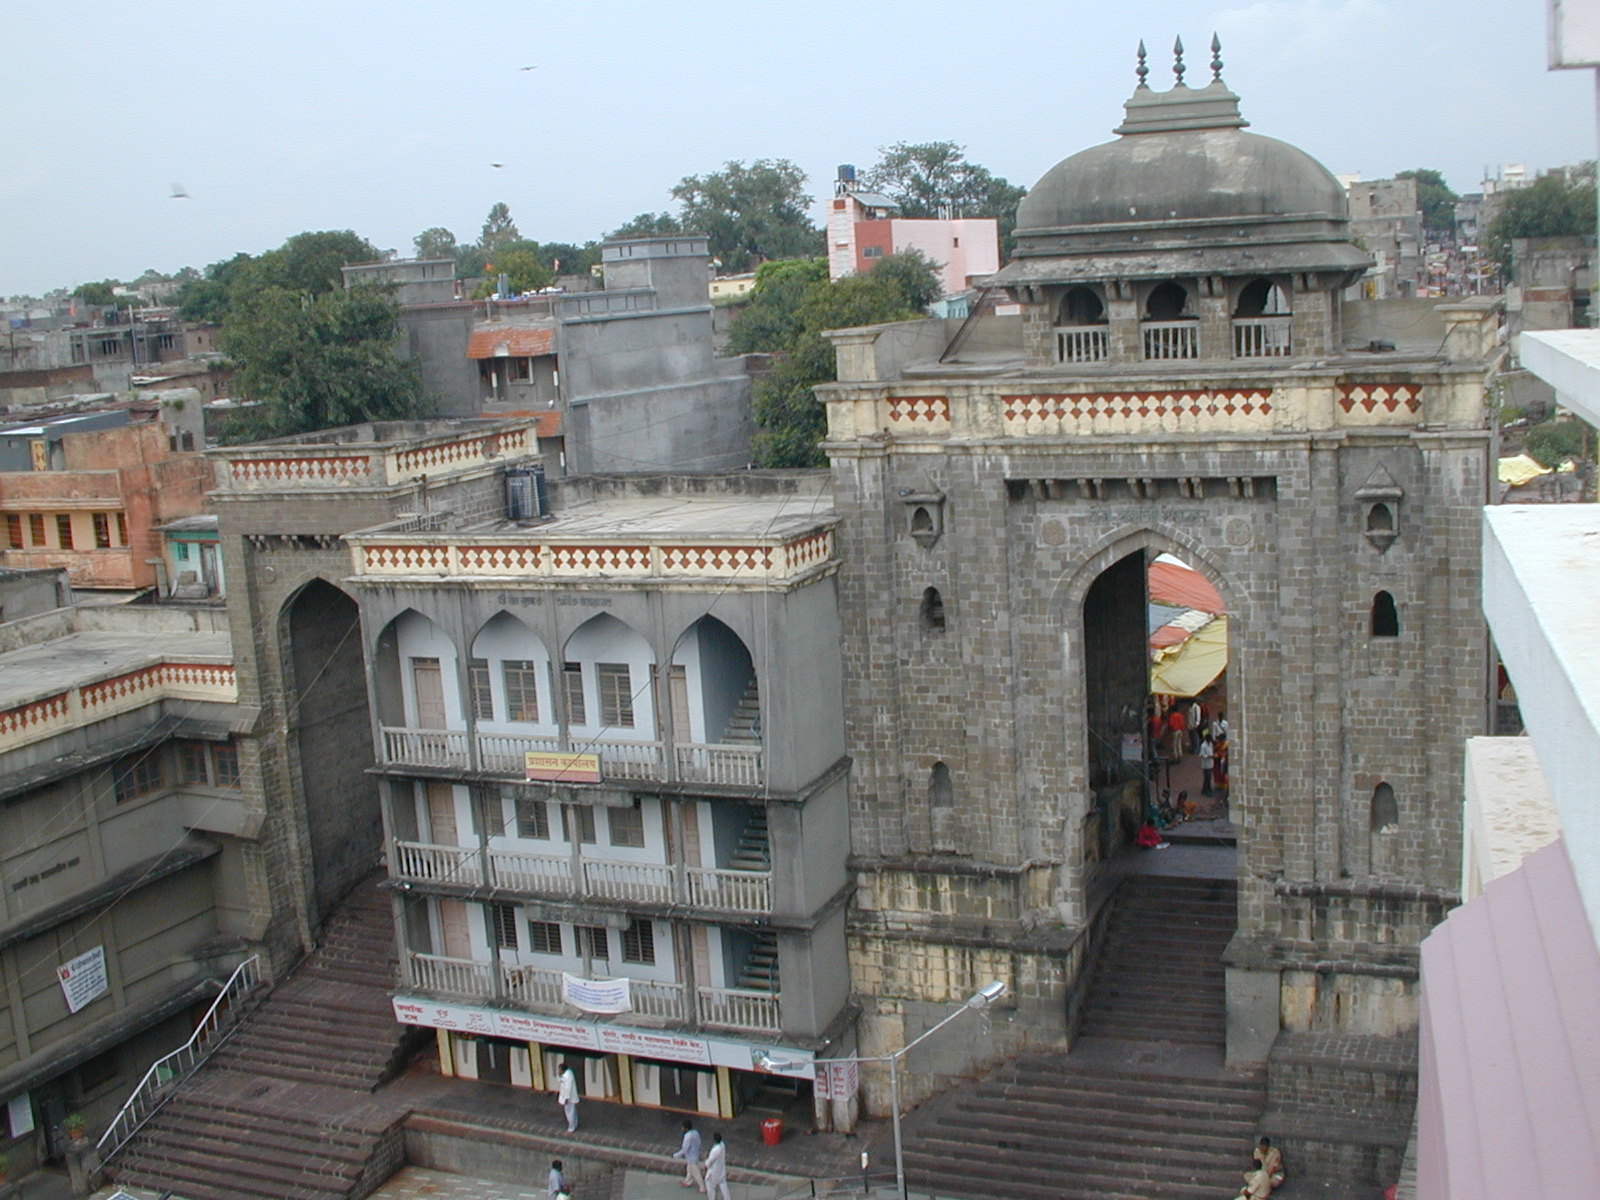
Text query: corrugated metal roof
1417 837 1600 1200
467 325 555 360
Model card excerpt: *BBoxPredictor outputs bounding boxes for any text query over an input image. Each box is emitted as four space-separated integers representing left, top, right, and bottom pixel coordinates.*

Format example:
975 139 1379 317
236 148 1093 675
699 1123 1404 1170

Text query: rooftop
0 628 231 713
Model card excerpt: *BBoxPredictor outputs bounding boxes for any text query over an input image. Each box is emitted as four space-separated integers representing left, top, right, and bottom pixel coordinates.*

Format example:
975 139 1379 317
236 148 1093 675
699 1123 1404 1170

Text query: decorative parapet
213 422 537 492
348 527 834 587
0 660 237 755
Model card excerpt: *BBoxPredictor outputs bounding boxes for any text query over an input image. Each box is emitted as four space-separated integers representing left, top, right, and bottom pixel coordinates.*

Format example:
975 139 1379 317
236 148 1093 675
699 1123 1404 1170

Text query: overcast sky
2 0 1592 298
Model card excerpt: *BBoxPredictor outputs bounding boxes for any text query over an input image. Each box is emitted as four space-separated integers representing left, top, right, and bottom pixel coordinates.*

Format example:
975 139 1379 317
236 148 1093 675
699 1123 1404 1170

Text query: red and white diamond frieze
1002 389 1275 431
1337 383 1423 415
886 395 952 426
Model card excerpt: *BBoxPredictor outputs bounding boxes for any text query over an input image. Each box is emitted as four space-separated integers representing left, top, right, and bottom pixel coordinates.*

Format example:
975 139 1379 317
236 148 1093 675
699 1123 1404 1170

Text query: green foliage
1395 169 1459 235
866 249 943 311
455 243 489 280
1524 417 1589 468
175 231 376 324
1486 165 1598 275
533 241 601 277
414 226 458 259
473 247 555 297
479 202 520 254
862 141 1027 253
726 258 831 354
671 159 822 273
177 252 255 322
72 279 120 306
609 211 683 239
739 255 936 467
219 285 430 442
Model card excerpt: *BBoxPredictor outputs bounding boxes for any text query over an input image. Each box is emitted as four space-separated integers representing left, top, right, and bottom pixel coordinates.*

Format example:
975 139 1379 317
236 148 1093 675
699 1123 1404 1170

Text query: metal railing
1141 320 1199 360
1233 315 1293 358
1055 326 1109 363
380 726 759 785
97 955 261 1161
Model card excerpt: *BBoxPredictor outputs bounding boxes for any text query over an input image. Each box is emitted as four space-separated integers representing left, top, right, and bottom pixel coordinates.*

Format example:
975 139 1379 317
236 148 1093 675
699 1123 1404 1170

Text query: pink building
826 180 999 298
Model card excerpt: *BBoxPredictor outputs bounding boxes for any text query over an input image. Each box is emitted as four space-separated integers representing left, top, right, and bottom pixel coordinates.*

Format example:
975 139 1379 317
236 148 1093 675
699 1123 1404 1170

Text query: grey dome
1016 126 1348 233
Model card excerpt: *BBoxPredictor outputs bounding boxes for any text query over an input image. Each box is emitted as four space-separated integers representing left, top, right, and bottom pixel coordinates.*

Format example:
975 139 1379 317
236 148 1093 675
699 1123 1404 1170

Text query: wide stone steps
109 874 411 1200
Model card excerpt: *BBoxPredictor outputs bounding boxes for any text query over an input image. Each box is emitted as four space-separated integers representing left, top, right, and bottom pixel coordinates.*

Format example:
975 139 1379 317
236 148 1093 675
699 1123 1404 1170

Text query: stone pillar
1107 298 1140 363
1292 289 1332 357
1198 294 1232 360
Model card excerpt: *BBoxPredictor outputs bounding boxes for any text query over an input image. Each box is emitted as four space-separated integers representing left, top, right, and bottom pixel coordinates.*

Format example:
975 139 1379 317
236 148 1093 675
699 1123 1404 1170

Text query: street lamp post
755 980 1007 1200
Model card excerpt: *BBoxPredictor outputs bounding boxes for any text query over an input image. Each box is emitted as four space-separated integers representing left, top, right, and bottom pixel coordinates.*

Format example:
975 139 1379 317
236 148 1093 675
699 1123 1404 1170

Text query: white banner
57 945 108 1014
562 973 632 1014
7 1094 34 1137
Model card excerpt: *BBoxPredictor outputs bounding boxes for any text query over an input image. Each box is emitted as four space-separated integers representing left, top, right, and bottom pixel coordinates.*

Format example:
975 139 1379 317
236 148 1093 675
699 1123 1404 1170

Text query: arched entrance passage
281 578 380 918
1080 546 1236 873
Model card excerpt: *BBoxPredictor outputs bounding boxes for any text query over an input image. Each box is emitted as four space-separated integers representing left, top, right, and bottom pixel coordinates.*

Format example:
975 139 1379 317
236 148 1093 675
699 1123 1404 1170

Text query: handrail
772 1171 902 1200
97 954 262 1161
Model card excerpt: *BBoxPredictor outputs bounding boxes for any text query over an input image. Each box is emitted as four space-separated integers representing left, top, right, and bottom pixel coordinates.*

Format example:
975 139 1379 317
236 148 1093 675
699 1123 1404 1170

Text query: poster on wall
57 945 108 1014
562 973 632 1014
526 751 602 783
7 1093 34 1137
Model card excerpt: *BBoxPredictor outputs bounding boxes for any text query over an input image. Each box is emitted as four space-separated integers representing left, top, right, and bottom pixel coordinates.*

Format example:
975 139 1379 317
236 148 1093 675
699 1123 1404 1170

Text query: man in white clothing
556 1061 579 1132
704 1131 730 1200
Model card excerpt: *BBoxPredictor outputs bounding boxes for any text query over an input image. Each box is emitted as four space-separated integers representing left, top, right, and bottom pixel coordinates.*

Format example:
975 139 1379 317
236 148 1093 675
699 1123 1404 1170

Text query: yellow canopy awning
1498 454 1551 486
1151 614 1229 698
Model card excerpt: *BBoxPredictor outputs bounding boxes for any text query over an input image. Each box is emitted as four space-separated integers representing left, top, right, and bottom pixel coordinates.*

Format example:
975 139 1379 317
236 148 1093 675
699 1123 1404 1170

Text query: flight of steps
1077 874 1235 1049
111 875 417 1200
722 677 761 743
736 931 780 992
729 809 771 872
900 1055 1266 1200
897 873 1262 1200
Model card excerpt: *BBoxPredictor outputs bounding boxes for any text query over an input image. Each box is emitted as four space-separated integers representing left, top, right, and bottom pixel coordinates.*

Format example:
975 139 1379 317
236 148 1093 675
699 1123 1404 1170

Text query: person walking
556 1061 579 1132
673 1119 706 1191
704 1131 731 1200
1199 734 1216 796
547 1159 569 1200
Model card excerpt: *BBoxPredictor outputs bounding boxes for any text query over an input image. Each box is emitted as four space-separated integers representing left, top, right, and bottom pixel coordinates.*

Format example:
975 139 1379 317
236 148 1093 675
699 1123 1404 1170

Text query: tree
1395 169 1459 236
671 160 822 273
609 211 682 239
414 227 458 259
219 285 430 442
533 241 602 277
736 253 938 467
176 253 256 323
862 141 1027 252
1486 165 1598 275
1525 417 1589 468
473 247 554 297
866 249 943 312
479 202 520 254
72 280 120 307
250 229 380 297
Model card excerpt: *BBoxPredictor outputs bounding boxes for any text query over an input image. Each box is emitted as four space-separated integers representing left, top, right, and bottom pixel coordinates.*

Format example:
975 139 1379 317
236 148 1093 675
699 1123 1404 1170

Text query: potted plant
0 1149 10 1183
63 1113 86 1142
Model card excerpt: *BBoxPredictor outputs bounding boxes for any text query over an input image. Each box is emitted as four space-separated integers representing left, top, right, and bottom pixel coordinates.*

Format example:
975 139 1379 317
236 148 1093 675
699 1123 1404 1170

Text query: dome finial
1173 36 1186 86
1210 33 1224 81
1135 40 1149 88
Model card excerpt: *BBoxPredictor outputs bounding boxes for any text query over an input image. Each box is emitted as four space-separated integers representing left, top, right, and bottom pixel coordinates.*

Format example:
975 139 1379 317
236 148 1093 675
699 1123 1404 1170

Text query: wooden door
669 665 692 742
437 898 472 959
412 658 446 727
426 782 458 845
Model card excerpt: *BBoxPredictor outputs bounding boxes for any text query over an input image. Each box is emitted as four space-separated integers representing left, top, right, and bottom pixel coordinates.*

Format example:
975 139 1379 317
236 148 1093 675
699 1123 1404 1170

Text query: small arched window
1370 591 1399 638
1058 286 1106 325
1145 281 1192 320
920 586 946 632
1370 782 1398 833
930 761 955 852
1366 503 1394 534
911 507 934 536
1234 277 1290 317
930 762 953 809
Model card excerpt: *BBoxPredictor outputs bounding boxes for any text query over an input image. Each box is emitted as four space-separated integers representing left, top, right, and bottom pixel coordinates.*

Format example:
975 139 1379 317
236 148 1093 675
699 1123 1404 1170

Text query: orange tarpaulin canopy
1148 559 1224 614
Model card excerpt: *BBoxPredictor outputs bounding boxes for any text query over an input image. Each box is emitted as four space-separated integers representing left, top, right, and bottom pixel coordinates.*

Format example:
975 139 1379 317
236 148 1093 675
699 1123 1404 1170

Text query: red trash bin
761 1117 783 1146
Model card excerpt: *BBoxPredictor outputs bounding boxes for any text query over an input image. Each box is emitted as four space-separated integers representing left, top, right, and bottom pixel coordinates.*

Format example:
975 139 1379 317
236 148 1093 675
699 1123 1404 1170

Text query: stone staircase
723 677 761 744
898 872 1265 1200
1077 874 1235 1050
736 930 780 991
110 875 418 1200
729 808 771 872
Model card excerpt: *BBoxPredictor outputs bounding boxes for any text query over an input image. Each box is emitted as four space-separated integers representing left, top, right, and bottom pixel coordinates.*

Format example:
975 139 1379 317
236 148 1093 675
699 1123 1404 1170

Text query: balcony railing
688 867 772 913
381 726 759 786
392 842 773 915
674 744 763 786
394 841 483 887
407 953 773 1030
1233 315 1293 358
1055 326 1109 364
697 986 781 1033
1141 320 1199 360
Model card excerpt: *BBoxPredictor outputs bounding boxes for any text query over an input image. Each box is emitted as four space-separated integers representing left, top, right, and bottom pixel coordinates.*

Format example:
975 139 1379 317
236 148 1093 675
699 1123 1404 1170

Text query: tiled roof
467 326 555 359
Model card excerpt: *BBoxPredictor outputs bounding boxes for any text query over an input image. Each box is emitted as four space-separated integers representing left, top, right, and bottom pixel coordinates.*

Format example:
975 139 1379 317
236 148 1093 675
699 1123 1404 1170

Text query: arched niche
920 586 947 632
563 612 657 736
1233 277 1291 317
1144 280 1194 321
281 578 379 918
1370 591 1400 638
470 611 554 728
380 609 462 729
669 615 757 745
929 761 955 852
1057 285 1107 325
